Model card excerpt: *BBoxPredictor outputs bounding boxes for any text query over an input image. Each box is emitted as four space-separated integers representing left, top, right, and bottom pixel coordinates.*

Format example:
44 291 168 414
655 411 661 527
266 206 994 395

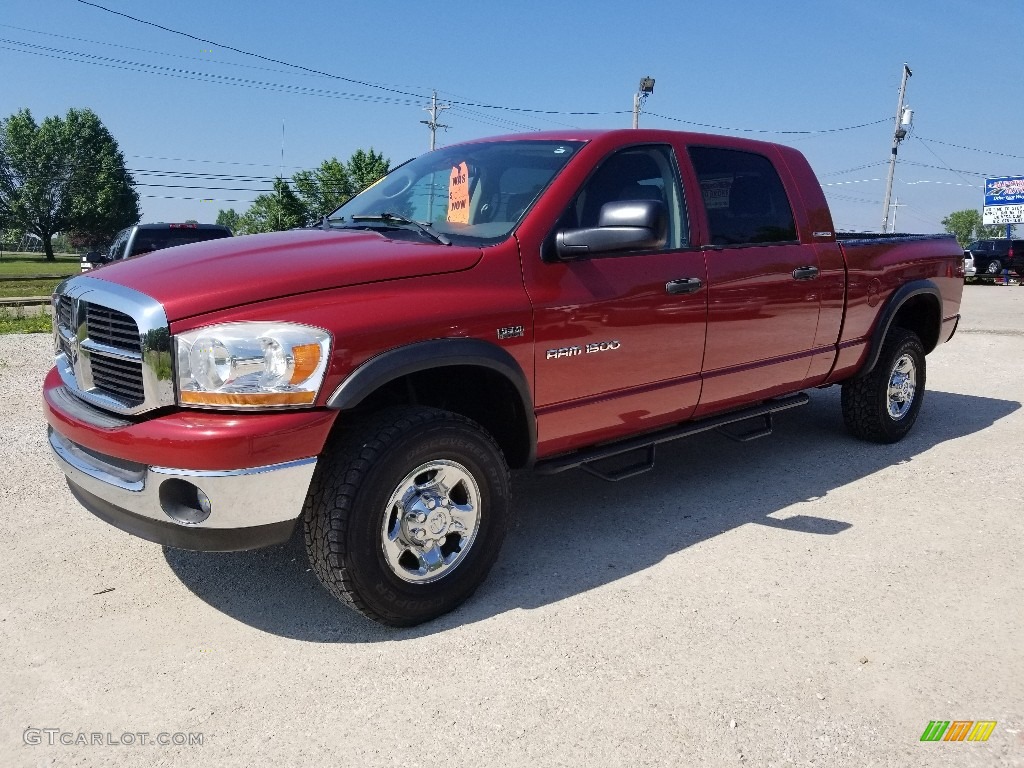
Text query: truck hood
90 228 482 321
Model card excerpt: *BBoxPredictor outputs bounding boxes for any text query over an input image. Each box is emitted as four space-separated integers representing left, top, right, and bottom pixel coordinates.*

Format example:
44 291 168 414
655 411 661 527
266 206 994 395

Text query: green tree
234 148 392 231
290 150 390 224
0 108 139 260
215 208 242 233
292 158 352 223
238 178 306 234
941 209 1003 248
2 224 23 250
345 148 390 194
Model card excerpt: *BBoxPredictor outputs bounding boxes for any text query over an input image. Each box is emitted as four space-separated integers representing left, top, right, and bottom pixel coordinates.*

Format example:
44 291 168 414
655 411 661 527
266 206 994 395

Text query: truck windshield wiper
348 212 451 246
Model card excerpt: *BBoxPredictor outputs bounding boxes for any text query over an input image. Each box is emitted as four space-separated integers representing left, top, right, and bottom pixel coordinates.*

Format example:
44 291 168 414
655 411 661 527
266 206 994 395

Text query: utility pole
421 90 450 151
881 63 912 233
278 118 284 231
891 196 906 232
632 76 655 129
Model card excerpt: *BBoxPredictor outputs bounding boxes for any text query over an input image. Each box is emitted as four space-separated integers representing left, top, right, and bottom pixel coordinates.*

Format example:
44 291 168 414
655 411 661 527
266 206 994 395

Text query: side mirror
555 199 666 260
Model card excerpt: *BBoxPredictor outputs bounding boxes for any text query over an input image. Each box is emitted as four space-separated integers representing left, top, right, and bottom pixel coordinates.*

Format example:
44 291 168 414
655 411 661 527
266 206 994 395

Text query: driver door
526 144 709 456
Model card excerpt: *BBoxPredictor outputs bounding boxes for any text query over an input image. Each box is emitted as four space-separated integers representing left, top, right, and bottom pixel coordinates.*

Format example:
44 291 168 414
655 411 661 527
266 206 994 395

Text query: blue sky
2 0 1021 234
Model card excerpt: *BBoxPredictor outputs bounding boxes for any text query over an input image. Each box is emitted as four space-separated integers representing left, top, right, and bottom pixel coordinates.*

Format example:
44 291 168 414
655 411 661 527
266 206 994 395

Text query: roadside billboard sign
983 176 1024 225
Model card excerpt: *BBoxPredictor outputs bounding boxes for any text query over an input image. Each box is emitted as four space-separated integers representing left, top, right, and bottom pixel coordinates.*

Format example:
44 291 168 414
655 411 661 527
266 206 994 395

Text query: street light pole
632 76 655 128
881 63 912 233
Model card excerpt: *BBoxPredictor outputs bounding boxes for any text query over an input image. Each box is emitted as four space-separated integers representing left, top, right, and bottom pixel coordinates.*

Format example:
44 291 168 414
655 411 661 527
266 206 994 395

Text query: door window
555 144 688 252
689 147 797 245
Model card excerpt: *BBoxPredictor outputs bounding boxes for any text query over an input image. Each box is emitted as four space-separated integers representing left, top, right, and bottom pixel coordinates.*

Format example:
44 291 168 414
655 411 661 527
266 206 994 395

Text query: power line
2 21 555 130
900 179 980 189
821 178 884 187
71 1 629 117
820 161 888 177
912 137 979 188
901 160 1011 178
72 0 424 97
3 35 888 139
141 194 253 203
436 87 580 131
824 192 883 205
0 41 422 106
2 37 628 120
916 136 1024 162
0 22 328 78
644 112 889 135
131 154 306 170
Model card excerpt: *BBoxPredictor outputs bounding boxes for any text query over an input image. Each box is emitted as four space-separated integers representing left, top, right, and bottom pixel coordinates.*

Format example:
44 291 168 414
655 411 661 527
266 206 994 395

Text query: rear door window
688 147 797 246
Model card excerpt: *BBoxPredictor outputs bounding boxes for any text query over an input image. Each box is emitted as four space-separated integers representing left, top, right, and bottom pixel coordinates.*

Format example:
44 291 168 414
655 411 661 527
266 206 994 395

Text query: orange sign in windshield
447 162 470 224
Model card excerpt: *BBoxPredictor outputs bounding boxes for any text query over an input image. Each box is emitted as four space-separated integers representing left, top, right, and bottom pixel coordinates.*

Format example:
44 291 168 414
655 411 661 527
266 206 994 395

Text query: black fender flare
855 279 942 379
325 338 536 455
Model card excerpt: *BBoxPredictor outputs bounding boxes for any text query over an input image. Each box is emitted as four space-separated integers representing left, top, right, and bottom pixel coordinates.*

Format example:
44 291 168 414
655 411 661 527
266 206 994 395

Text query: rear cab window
128 227 231 257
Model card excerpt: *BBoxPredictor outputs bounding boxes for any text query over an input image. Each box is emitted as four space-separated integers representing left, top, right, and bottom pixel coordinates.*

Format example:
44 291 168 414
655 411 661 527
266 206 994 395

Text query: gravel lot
1 285 1022 767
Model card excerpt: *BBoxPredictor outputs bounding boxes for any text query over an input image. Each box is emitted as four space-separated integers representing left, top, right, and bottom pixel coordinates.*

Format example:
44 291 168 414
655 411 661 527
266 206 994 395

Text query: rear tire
841 328 926 444
303 406 511 627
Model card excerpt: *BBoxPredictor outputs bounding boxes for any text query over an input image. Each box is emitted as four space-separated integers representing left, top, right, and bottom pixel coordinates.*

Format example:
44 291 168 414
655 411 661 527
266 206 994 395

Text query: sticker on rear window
700 176 733 210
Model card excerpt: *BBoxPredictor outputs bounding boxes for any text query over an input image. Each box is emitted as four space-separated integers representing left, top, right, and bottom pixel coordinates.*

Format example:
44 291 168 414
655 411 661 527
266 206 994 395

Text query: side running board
534 393 810 482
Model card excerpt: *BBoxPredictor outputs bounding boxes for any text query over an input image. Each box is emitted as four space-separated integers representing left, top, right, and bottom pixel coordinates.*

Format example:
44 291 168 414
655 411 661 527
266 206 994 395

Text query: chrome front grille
86 303 141 351
89 353 145 403
52 277 174 416
56 294 73 330
83 302 146 406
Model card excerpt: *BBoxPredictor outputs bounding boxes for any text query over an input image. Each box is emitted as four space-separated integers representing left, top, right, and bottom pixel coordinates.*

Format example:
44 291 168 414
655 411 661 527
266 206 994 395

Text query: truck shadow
162 387 1019 642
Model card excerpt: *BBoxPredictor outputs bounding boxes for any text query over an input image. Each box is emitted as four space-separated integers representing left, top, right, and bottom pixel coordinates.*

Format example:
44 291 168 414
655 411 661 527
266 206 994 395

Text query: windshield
328 140 584 245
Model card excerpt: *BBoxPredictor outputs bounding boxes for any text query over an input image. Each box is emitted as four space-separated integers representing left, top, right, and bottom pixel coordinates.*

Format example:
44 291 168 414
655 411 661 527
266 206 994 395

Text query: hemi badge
813 231 834 238
497 325 524 340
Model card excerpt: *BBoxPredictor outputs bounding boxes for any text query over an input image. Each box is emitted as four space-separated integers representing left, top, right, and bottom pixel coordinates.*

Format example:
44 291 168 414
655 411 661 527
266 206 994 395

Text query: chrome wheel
381 460 482 583
886 353 917 420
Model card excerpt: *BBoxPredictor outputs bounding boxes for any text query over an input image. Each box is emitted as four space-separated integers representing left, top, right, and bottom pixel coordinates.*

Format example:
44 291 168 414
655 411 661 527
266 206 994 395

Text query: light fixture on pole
881 63 913 233
632 76 655 129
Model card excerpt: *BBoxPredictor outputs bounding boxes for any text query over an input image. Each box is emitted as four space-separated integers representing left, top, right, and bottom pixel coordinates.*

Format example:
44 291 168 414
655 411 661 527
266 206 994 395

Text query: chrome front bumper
49 428 317 551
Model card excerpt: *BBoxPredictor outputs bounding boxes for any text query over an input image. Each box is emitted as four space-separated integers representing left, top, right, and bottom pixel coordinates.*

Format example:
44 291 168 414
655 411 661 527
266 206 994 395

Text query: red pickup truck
44 129 964 626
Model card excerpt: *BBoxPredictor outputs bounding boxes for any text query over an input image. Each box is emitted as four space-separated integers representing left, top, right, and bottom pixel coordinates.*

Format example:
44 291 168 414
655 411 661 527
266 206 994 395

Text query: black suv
964 238 1024 279
81 223 232 272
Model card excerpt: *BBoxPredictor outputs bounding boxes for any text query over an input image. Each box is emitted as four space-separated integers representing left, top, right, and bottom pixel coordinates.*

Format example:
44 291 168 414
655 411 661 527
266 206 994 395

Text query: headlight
175 322 331 408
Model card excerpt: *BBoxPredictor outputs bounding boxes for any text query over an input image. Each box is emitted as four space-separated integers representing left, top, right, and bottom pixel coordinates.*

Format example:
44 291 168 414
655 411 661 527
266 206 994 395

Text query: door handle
792 266 819 280
665 278 703 295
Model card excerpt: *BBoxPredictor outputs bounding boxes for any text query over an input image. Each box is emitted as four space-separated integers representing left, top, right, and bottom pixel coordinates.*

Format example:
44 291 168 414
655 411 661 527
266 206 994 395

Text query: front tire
841 328 926 444
303 406 511 626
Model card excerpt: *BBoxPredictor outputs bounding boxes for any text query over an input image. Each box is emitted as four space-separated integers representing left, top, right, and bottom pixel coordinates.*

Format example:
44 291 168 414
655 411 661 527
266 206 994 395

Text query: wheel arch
326 339 536 468
856 280 942 379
